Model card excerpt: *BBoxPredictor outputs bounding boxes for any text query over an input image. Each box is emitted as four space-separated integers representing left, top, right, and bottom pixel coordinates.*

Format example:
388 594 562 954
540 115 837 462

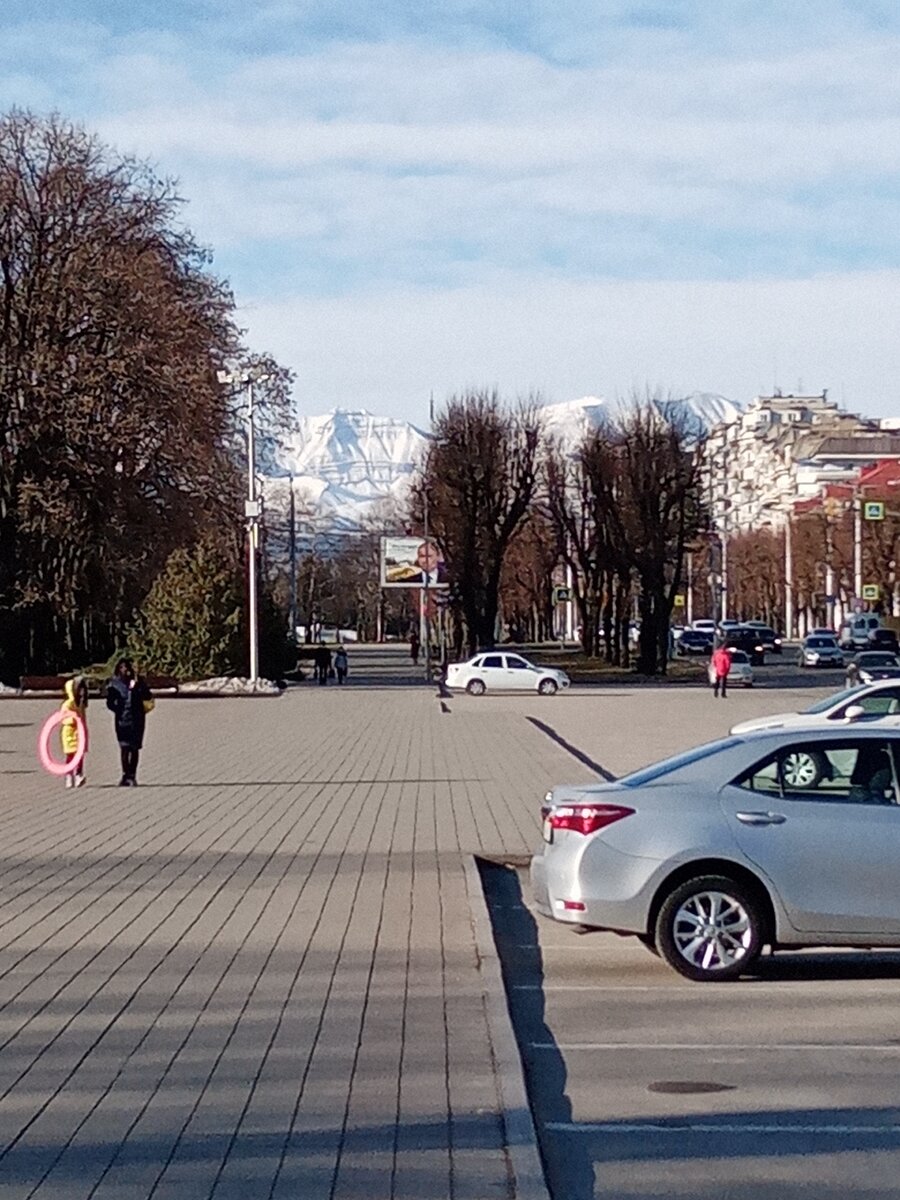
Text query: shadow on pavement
478 859 595 1200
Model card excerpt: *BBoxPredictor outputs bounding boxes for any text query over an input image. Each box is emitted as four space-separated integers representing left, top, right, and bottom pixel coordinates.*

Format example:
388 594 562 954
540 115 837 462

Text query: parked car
731 678 900 735
853 651 900 683
531 725 900 982
691 618 717 635
797 634 844 668
867 627 900 653
677 629 714 656
707 648 754 688
444 652 569 696
839 613 882 650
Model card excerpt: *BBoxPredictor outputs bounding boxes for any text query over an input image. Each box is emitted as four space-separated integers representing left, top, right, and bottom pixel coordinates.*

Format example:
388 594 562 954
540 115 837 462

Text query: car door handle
736 811 787 826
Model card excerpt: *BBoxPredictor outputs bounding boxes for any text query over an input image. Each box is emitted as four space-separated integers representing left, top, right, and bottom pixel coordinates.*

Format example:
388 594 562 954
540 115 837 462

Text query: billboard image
380 536 449 588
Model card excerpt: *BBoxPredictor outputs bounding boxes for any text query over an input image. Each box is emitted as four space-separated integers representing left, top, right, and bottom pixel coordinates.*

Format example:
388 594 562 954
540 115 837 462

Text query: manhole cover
648 1081 736 1095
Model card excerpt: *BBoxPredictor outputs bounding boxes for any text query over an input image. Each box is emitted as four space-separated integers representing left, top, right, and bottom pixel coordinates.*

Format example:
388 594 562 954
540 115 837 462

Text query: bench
19 675 70 693
20 673 180 694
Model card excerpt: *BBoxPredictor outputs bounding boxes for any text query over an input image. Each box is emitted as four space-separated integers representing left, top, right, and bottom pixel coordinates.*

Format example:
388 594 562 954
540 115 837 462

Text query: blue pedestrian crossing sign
864 501 885 521
552 586 572 604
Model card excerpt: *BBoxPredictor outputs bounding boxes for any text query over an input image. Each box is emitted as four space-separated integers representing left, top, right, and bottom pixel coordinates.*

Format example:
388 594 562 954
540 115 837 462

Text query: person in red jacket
710 644 732 699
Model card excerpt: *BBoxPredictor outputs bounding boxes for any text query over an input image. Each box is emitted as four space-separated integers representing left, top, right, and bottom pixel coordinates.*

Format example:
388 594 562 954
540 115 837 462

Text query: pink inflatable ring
38 709 86 777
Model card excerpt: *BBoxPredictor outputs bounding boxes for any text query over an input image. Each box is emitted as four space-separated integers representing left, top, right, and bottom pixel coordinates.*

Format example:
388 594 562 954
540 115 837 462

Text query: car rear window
619 737 743 788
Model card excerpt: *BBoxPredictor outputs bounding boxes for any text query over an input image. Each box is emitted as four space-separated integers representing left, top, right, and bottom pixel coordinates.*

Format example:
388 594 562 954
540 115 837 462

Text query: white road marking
512 982 896 992
531 1041 900 1051
545 1121 900 1135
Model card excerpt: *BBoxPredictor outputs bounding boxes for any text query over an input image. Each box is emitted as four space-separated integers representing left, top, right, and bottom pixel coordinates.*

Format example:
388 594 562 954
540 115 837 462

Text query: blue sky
3 0 900 423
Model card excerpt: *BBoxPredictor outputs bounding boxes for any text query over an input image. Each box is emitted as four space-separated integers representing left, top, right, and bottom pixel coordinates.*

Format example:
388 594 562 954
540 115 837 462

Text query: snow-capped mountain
263 409 428 533
262 395 740 534
539 393 740 445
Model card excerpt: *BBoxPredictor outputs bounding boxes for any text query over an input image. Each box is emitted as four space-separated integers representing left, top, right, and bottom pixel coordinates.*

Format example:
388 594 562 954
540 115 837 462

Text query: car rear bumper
530 840 657 933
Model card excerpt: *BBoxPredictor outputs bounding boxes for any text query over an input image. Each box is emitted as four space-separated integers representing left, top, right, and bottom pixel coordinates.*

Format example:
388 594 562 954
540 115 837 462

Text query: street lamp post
217 367 270 683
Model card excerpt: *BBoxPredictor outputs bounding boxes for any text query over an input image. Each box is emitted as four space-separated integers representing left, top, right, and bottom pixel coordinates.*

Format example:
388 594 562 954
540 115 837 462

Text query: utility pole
854 489 863 605
288 473 297 644
422 391 435 680
784 513 794 640
217 367 269 683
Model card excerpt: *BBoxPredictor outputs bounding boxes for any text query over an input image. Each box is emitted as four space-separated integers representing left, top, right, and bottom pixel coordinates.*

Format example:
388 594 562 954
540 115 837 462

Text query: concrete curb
464 855 550 1200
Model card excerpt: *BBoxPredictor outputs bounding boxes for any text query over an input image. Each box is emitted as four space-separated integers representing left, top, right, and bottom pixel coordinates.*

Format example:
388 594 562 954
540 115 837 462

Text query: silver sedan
531 725 900 982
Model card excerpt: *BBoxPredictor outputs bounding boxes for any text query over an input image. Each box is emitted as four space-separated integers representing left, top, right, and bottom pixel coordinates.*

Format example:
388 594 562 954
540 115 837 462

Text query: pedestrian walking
106 658 154 786
710 644 732 699
845 660 861 689
315 642 332 685
334 645 348 685
60 675 89 788
410 630 420 666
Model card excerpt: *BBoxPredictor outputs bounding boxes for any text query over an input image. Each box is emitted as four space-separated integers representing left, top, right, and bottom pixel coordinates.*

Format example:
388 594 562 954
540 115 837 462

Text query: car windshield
619 737 743 788
858 653 898 666
803 685 865 714
729 651 749 663
807 637 837 647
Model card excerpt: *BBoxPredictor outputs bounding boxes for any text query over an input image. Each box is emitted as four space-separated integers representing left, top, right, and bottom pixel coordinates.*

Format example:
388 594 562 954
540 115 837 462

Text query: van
838 613 881 650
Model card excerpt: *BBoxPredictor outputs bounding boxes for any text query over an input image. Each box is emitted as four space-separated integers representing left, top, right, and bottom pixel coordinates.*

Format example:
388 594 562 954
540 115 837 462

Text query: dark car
723 625 767 665
747 624 782 654
867 627 900 653
677 629 714 656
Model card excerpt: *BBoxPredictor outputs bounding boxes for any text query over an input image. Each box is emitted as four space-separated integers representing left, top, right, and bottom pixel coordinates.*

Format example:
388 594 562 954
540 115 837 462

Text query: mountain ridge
262 394 740 533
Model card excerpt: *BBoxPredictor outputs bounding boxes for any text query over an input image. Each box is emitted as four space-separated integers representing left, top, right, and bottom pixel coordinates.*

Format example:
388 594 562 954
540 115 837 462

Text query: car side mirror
844 705 867 722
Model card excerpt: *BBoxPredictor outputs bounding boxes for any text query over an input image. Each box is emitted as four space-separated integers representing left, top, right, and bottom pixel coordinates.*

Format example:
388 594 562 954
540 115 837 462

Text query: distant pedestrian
846 660 861 689
315 643 332 685
710 645 732 699
106 658 154 786
60 675 89 788
410 630 420 666
334 645 348 685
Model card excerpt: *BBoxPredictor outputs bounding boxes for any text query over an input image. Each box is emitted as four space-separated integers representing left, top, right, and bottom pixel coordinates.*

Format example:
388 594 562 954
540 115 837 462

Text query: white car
692 618 717 635
445 652 569 696
731 678 900 735
707 648 754 688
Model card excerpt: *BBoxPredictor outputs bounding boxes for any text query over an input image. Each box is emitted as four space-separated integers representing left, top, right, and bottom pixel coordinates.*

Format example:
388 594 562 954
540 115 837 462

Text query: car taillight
541 802 634 835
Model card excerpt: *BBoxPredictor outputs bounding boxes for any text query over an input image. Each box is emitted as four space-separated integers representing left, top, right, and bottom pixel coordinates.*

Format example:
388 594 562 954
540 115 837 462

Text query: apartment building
702 391 900 535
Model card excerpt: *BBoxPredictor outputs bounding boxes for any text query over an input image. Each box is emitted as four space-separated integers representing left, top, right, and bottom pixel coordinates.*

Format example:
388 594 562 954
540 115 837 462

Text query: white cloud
240 269 900 422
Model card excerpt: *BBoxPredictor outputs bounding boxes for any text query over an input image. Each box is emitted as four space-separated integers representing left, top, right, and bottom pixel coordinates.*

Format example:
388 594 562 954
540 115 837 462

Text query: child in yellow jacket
60 676 89 788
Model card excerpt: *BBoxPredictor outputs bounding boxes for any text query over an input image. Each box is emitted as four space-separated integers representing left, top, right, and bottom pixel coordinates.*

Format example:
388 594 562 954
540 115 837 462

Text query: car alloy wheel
466 678 486 696
656 874 763 982
538 678 558 696
780 749 824 789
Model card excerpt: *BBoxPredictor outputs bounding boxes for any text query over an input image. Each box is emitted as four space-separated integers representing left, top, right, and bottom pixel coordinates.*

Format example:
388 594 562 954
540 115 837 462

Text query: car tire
466 679 486 696
538 678 558 696
655 874 764 982
780 748 826 789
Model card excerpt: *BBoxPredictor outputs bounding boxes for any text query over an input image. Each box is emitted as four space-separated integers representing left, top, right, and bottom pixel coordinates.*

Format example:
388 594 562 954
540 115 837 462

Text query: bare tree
419 390 542 653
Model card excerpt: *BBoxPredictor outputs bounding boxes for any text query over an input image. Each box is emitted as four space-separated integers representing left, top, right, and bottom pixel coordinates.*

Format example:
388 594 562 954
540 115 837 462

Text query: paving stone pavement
0 659 592 1199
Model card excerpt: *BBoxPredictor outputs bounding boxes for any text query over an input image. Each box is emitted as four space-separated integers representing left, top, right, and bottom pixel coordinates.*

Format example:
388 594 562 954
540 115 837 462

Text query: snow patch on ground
178 677 282 694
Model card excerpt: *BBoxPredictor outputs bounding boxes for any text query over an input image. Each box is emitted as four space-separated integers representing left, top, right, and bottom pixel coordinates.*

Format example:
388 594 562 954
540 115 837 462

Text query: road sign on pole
862 583 880 601
552 586 571 605
864 501 885 521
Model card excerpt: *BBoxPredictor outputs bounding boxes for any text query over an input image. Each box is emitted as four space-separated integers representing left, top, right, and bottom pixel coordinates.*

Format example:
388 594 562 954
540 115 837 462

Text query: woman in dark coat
106 658 153 786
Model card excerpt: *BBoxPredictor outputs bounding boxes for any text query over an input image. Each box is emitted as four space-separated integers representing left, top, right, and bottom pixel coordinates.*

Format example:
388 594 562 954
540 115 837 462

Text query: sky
3 0 900 425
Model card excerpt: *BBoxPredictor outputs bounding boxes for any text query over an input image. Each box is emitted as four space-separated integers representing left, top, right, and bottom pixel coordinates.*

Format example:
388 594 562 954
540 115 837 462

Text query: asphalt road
481 677 900 1200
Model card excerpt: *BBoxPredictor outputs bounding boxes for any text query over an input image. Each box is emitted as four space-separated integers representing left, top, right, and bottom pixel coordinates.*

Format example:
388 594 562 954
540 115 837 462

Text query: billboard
380 536 449 588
